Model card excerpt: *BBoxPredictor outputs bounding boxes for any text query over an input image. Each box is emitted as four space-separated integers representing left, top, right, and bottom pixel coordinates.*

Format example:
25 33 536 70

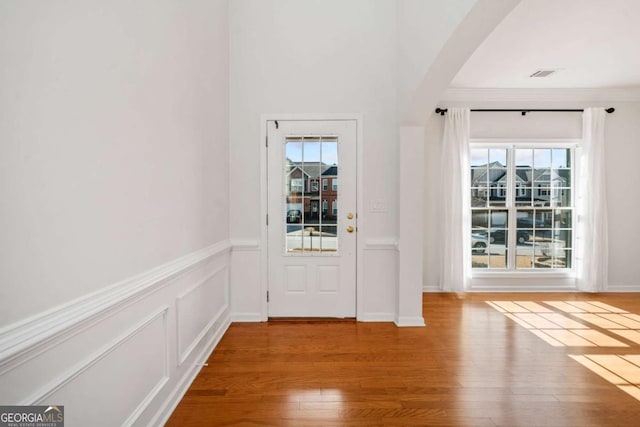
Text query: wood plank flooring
167 293 640 426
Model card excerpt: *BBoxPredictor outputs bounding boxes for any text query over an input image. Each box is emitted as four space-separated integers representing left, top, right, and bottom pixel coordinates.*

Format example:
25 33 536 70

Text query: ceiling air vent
530 69 557 78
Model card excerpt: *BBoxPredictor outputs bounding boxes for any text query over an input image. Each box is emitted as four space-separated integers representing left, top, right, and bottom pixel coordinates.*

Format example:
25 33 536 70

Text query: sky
470 148 570 168
285 139 338 165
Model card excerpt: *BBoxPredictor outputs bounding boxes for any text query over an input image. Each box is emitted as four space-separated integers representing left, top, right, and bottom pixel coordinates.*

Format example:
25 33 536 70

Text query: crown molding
441 87 640 103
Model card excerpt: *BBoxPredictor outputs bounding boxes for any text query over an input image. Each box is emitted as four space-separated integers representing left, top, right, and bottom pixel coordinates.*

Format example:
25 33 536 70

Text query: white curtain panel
439 108 471 292
576 108 608 292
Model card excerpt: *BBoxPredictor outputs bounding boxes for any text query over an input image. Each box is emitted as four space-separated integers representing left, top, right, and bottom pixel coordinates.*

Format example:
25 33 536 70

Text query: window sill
468 270 577 292
471 270 575 279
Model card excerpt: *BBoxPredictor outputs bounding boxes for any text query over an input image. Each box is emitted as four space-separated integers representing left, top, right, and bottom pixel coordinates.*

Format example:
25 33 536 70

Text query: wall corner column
396 125 426 327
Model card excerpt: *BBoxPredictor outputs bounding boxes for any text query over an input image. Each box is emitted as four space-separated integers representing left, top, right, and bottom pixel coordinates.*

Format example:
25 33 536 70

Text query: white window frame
469 139 578 281
322 178 328 191
332 179 338 191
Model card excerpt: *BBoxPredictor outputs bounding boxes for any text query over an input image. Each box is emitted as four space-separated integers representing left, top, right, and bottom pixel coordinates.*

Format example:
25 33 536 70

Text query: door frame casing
260 114 364 321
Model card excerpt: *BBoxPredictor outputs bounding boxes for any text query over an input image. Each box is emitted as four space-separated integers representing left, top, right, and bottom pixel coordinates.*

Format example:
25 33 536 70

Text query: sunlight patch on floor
487 301 631 347
570 355 640 402
488 300 640 401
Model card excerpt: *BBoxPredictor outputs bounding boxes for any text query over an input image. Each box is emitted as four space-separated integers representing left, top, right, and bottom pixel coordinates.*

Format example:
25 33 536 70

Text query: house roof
321 165 338 176
472 163 568 186
286 159 331 178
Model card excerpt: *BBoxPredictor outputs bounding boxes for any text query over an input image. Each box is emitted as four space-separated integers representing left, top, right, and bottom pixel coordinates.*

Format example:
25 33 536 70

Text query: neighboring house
285 159 338 222
320 165 338 220
471 161 569 207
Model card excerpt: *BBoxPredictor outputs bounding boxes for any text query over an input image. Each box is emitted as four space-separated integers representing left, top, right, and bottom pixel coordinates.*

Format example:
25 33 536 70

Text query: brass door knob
346 226 355 233
347 212 354 220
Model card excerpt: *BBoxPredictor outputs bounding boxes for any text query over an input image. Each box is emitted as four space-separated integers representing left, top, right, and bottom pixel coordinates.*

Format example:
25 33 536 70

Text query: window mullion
507 146 516 270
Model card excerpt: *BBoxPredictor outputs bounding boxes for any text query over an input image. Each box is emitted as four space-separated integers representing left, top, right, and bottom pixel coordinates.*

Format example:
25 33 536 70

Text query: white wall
0 1 231 424
604 102 640 289
423 96 640 290
229 0 400 319
0 0 229 326
397 0 477 121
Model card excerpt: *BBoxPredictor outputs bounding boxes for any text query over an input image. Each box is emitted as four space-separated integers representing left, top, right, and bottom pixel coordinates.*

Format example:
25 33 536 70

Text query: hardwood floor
167 293 640 426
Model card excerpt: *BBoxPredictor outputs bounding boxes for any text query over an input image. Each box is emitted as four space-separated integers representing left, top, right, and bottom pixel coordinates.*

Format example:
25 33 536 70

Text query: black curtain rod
434 107 615 116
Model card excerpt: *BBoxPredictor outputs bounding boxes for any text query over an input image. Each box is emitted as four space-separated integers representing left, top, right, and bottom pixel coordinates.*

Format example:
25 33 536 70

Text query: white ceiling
451 0 640 89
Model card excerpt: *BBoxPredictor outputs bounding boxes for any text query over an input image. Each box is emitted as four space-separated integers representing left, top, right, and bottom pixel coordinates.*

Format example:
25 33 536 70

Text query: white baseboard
152 311 231 427
358 312 395 322
395 316 426 327
606 284 640 292
231 312 263 322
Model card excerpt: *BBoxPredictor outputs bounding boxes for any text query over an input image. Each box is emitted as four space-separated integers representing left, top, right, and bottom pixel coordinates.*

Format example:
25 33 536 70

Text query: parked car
471 233 488 254
517 217 548 228
478 229 530 244
286 210 302 223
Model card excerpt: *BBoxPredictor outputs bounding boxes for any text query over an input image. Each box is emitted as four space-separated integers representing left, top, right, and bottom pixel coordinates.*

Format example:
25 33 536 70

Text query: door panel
267 120 356 317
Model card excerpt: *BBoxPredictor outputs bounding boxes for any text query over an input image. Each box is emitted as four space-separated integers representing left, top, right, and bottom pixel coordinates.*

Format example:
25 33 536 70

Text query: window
332 179 338 191
332 200 338 216
322 179 328 191
291 178 303 193
322 200 328 214
470 146 573 271
311 180 318 192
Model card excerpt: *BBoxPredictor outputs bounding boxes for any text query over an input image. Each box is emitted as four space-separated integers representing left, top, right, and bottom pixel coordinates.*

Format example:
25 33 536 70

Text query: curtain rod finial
605 107 615 114
435 108 447 116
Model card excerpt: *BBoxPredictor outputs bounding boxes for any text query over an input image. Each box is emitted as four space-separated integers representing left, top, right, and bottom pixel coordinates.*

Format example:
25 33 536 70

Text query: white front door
267 120 357 317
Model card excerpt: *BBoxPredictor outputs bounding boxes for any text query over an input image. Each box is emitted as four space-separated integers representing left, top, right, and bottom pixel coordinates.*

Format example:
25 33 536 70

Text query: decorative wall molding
422 284 441 293
230 239 261 251
0 241 232 425
0 240 231 371
151 312 231 427
176 266 229 366
24 306 170 406
441 87 640 103
363 239 399 251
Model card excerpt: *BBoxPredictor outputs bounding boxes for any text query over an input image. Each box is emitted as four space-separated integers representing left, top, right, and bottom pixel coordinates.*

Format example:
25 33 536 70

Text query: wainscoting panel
176 266 229 366
229 240 263 322
0 241 232 427
41 308 169 427
360 240 398 321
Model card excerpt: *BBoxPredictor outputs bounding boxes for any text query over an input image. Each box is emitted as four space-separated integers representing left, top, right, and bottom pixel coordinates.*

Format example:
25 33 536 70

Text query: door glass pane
320 226 338 252
285 136 339 254
322 140 338 227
